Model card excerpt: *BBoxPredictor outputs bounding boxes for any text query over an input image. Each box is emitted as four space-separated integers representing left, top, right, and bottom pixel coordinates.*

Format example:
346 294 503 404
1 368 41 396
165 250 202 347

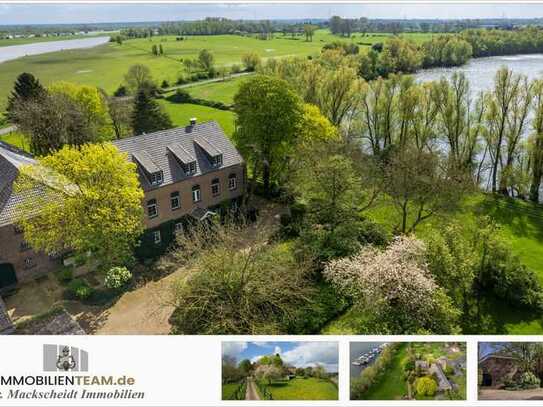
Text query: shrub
231 64 242 74
160 79 170 88
416 376 438 396
55 267 73 283
104 266 132 289
168 89 192 103
113 85 128 97
520 372 541 389
68 279 93 300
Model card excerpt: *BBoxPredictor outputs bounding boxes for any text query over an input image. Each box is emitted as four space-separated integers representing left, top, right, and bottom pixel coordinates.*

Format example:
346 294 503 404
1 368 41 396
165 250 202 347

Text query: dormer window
132 151 163 186
150 171 163 185
211 154 223 167
186 161 197 175
167 143 197 176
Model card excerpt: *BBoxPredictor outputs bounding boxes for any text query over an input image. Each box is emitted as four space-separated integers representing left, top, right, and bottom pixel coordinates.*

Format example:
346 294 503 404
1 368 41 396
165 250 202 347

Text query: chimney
190 117 197 126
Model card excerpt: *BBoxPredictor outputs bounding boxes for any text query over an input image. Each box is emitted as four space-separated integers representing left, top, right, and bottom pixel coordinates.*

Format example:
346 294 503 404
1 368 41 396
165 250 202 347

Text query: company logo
43 345 89 372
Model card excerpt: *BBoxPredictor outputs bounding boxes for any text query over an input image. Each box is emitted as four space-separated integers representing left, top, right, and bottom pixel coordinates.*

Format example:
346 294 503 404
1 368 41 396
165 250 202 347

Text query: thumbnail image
350 342 466 400
222 341 338 400
479 342 543 400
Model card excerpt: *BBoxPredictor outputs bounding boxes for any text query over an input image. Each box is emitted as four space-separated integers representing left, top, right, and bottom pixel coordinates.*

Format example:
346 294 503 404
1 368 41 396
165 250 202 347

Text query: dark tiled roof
0 142 41 227
112 121 243 191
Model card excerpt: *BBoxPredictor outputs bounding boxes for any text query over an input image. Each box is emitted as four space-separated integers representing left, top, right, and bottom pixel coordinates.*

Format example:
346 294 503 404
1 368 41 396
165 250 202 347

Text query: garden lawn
362 343 409 400
264 377 338 400
159 101 235 136
0 30 435 111
221 383 240 400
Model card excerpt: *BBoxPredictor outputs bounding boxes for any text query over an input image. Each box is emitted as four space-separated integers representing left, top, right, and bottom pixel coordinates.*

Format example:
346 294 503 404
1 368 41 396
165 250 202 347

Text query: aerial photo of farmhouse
350 342 466 400
222 341 338 400
3 2 543 335
479 342 543 400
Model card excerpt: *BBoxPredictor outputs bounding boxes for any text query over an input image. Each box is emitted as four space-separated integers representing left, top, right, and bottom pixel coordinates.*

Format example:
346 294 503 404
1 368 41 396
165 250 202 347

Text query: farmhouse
0 142 61 294
0 119 245 294
112 119 245 256
479 354 519 387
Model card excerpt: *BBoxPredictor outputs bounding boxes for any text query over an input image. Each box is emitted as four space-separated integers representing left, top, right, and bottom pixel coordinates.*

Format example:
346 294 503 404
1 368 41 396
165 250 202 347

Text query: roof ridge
117 121 218 143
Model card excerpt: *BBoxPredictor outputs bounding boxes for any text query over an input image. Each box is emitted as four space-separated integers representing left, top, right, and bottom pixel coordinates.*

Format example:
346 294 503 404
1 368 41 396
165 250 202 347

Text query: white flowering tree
323 236 459 334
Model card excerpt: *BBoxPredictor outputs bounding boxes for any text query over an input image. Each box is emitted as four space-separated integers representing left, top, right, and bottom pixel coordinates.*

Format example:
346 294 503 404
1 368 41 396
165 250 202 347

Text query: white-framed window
211 178 220 197
192 185 201 202
186 161 197 175
153 230 161 244
147 199 158 218
170 191 180 210
211 154 223 167
228 173 237 190
174 222 184 234
150 171 163 185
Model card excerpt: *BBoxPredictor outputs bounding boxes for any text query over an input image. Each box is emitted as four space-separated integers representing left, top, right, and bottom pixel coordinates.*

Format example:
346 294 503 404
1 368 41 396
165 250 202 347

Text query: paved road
0 125 16 135
245 378 260 401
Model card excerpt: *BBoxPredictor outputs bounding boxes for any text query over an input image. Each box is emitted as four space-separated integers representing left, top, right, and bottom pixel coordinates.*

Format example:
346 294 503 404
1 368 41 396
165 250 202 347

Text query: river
350 342 384 378
415 53 543 93
0 36 110 64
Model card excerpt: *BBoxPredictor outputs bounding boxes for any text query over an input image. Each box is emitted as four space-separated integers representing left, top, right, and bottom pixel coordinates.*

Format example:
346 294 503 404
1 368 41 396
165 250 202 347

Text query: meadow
362 343 409 400
0 30 433 111
259 377 338 400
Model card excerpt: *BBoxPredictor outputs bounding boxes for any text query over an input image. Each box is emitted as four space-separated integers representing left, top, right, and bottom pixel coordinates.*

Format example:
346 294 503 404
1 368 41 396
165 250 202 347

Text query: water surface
0 36 110 64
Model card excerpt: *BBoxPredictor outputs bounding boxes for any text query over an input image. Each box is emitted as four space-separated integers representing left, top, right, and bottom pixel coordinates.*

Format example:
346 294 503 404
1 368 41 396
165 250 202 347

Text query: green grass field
186 76 248 105
363 344 409 400
221 382 242 400
0 30 434 112
262 377 338 400
159 100 235 136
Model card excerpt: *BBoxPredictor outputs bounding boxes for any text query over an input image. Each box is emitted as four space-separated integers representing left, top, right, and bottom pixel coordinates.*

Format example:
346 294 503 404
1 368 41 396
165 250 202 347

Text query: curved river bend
0 36 110 64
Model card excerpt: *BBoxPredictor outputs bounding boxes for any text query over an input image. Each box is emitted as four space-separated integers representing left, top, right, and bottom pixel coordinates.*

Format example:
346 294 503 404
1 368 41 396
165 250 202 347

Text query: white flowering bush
323 236 459 334
104 266 132 289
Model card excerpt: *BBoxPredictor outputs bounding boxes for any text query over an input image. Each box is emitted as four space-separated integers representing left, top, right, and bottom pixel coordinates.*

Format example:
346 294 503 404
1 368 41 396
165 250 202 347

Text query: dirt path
66 269 185 334
245 378 260 401
479 388 543 400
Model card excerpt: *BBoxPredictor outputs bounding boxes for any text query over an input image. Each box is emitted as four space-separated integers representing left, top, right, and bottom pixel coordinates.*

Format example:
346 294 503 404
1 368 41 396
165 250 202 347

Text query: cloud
281 342 338 372
222 342 248 358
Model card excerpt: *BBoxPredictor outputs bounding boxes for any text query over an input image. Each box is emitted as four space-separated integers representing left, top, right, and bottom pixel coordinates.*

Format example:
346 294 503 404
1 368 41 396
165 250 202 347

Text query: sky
478 342 507 359
3 2 543 25
222 341 339 372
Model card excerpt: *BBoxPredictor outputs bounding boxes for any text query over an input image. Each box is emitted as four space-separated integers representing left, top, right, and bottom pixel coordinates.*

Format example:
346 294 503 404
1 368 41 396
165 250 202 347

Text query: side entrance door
0 263 17 291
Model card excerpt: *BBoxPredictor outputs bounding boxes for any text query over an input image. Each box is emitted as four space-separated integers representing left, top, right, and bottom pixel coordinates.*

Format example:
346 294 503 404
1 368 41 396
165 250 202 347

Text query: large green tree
233 75 303 195
6 72 45 122
131 88 172 135
15 143 144 270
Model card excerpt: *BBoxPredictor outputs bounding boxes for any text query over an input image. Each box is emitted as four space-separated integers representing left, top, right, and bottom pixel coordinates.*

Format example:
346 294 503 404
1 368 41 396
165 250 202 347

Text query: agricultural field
0 33 111 47
0 30 433 111
258 377 338 400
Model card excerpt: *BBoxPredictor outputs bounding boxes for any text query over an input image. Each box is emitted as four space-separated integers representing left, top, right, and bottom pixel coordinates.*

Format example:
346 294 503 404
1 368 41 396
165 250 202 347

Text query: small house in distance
113 119 245 256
